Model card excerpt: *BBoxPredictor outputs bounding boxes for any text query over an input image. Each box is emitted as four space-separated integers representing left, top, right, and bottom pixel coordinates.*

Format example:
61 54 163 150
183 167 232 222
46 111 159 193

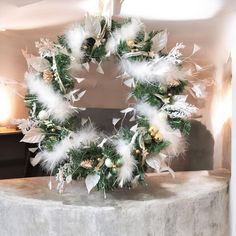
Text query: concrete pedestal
0 170 230 236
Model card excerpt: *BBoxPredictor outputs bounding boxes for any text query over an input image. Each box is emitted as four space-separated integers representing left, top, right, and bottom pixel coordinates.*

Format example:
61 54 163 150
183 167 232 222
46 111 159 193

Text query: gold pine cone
43 70 53 82
168 79 180 87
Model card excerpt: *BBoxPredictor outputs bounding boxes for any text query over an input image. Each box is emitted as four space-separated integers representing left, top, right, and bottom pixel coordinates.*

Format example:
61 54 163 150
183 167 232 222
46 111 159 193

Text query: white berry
105 158 113 168
38 110 49 120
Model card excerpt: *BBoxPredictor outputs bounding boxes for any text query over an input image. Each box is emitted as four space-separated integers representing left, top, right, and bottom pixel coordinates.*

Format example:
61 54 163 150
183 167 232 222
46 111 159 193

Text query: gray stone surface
0 169 230 236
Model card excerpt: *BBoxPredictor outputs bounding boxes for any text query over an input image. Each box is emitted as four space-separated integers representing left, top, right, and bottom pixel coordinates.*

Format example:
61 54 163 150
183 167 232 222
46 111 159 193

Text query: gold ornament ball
51 128 56 132
150 132 156 137
127 40 134 48
154 132 163 142
149 126 157 134
135 149 141 155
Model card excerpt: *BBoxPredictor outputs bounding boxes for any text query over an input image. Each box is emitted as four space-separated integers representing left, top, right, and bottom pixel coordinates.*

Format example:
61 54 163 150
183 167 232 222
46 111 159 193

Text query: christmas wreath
19 15 202 194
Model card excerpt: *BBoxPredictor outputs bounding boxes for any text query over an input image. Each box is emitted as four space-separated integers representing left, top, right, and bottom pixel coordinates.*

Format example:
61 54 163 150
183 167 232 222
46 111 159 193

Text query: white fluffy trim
25 73 73 122
66 24 88 60
115 138 136 187
106 18 143 54
121 58 188 85
136 102 186 156
42 126 99 171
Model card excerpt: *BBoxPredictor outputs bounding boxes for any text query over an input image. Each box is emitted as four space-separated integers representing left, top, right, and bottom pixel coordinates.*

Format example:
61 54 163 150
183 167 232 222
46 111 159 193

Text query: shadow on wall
171 120 214 171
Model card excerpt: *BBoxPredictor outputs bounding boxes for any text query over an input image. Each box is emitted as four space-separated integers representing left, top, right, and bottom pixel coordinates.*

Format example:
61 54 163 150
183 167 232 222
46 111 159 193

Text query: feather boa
41 126 99 171
25 73 73 122
115 138 136 187
106 18 143 54
121 57 189 85
66 24 88 60
136 102 186 156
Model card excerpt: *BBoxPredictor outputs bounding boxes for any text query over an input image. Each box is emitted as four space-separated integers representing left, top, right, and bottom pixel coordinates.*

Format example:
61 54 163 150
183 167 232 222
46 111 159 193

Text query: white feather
25 73 73 122
136 102 186 156
106 18 143 54
115 139 136 187
42 126 99 171
121 58 188 85
71 125 99 148
66 24 88 60
42 136 72 171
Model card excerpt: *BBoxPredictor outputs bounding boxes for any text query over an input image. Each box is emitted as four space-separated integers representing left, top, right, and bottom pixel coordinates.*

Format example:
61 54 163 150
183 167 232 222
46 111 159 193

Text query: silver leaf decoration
96 64 104 74
192 44 200 55
81 118 88 126
75 77 85 83
146 153 167 171
120 107 134 114
130 124 138 132
85 174 100 193
28 147 38 153
20 128 45 143
83 62 90 72
30 152 42 167
28 57 50 72
151 29 168 52
124 78 134 88
112 118 121 126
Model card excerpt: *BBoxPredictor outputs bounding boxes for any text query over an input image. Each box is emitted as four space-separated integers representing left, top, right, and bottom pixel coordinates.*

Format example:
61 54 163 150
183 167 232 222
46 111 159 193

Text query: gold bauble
135 149 141 155
154 132 163 143
127 40 135 48
149 126 157 134
150 131 156 137
50 128 56 132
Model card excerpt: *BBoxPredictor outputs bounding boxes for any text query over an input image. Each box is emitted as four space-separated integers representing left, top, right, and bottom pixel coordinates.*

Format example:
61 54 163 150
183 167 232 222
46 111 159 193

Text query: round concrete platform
0 169 230 236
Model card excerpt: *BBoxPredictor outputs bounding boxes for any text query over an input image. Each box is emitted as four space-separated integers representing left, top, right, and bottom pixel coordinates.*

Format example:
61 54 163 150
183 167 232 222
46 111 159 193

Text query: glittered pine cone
43 69 53 82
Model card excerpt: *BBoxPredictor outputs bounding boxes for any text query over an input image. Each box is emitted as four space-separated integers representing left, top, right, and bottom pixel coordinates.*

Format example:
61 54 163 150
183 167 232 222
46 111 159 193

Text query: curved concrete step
0 169 230 236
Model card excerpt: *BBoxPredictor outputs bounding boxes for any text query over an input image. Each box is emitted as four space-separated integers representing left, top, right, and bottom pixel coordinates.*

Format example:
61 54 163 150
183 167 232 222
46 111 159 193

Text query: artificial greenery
24 16 193 192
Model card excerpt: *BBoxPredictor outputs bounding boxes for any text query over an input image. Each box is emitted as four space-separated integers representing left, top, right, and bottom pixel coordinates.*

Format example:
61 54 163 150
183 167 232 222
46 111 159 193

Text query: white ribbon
98 0 124 27
99 0 114 17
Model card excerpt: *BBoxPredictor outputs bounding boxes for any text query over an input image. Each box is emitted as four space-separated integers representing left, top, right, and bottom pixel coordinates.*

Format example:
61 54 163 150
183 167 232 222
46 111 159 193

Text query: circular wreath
21 15 199 193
